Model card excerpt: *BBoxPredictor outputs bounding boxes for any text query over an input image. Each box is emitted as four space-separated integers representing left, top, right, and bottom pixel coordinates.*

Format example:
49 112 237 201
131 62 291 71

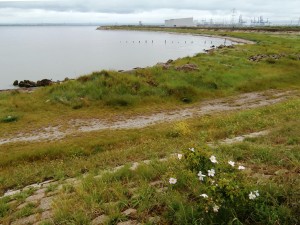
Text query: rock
11 214 38 225
13 80 19 86
39 196 54 211
41 210 53 220
3 189 21 197
36 79 52 87
148 216 161 223
166 59 173 64
35 188 46 195
122 208 137 218
175 64 199 72
91 215 109 225
26 192 45 202
18 80 36 88
162 64 172 70
117 221 139 225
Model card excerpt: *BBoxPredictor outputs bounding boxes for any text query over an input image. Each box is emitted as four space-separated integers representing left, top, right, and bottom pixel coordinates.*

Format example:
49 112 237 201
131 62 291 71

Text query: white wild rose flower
200 194 208 198
207 169 215 177
254 190 259 197
209 155 218 164
249 192 256 200
228 161 235 167
213 204 220 212
189 147 195 152
169 178 177 184
177 154 183 160
197 171 206 181
238 165 246 170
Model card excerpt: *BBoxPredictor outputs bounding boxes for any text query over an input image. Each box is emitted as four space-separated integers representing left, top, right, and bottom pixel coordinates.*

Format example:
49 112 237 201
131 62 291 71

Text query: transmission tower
231 8 236 26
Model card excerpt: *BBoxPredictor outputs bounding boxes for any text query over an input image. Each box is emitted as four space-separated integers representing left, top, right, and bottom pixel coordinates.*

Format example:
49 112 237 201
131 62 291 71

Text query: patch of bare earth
0 89 297 146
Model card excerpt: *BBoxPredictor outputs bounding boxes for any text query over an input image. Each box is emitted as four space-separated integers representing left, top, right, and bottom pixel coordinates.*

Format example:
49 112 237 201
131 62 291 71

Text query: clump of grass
0 199 10 218
14 202 36 219
1 115 18 123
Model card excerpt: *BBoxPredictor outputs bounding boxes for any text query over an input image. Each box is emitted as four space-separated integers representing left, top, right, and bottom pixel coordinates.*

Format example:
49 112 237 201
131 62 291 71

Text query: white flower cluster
169 149 255 214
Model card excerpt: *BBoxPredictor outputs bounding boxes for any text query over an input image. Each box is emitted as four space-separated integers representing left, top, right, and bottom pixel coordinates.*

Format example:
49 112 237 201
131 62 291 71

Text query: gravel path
0 90 296 146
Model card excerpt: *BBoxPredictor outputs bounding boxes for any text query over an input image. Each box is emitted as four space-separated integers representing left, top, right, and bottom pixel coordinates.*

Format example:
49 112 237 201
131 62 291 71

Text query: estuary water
0 26 231 90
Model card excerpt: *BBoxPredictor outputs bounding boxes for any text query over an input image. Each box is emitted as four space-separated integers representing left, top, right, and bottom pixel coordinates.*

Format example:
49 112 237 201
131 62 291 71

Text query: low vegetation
0 27 299 224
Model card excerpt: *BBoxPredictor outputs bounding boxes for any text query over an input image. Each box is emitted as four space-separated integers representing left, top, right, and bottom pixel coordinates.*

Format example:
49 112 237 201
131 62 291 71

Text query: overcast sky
0 0 299 25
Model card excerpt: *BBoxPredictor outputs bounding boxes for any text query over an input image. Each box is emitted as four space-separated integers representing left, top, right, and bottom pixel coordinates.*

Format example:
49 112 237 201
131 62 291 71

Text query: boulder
18 80 36 88
166 59 173 64
37 79 52 87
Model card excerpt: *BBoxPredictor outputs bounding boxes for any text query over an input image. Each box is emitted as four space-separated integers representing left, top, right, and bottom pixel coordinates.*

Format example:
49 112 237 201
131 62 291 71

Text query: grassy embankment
0 27 299 224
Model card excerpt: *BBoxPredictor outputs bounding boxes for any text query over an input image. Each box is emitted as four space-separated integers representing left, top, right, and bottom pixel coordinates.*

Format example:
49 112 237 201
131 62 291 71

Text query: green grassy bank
0 28 299 134
0 28 299 224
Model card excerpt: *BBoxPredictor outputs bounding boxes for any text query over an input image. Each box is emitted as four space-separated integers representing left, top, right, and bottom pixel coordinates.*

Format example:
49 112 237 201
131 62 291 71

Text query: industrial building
165 17 196 27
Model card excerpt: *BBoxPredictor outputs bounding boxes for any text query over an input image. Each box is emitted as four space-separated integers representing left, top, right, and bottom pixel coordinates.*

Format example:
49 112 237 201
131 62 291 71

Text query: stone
11 214 38 225
122 208 137 218
65 178 77 183
8 200 18 207
166 59 173 64
26 192 45 202
36 79 52 87
91 215 109 225
39 196 54 211
35 188 46 195
148 216 161 223
130 162 139 171
117 221 139 225
3 189 21 197
41 210 53 220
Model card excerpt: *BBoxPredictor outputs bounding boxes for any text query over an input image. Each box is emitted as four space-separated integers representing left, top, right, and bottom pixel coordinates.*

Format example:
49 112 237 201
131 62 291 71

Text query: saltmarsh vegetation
0 28 299 223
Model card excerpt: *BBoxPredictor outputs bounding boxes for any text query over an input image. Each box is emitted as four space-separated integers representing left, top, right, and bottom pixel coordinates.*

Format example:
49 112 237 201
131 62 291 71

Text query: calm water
0 26 230 90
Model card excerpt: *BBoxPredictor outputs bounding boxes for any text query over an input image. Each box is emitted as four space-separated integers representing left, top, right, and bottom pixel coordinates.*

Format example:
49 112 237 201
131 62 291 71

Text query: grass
0 98 299 223
0 28 299 224
0 29 299 136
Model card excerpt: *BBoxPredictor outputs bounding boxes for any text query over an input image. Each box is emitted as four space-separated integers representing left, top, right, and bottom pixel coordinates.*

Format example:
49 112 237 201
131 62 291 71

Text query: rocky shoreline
0 78 71 93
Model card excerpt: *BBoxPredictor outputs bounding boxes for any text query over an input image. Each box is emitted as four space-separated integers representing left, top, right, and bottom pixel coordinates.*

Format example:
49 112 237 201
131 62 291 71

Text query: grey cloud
0 0 298 15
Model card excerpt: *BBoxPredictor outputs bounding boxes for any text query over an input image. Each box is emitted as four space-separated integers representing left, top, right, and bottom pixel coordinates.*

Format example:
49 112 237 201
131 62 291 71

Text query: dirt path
0 89 296 146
